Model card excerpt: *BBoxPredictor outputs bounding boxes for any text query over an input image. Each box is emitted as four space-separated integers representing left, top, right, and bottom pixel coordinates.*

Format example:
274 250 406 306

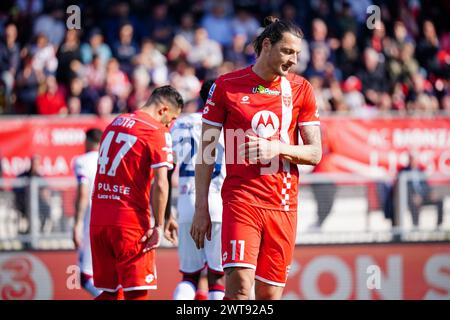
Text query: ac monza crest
282 95 292 107
251 110 280 138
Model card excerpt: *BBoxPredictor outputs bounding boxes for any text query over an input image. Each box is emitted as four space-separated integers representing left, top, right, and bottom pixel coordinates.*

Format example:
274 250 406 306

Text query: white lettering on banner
298 255 403 300
1 157 30 176
301 256 353 300
51 129 86 146
0 253 53 300
1 156 69 176
356 255 402 299
32 129 50 146
41 156 69 176
369 149 449 175
424 255 450 300
363 127 450 176
367 129 390 147
392 129 450 149
439 150 450 175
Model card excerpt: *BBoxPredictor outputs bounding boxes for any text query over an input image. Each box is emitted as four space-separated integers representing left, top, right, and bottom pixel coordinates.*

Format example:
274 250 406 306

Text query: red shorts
222 201 297 287
90 225 157 292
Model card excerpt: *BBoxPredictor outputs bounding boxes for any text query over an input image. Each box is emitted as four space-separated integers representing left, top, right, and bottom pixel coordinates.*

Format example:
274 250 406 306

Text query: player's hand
72 222 82 250
239 135 281 163
190 206 211 250
141 225 163 253
164 216 179 246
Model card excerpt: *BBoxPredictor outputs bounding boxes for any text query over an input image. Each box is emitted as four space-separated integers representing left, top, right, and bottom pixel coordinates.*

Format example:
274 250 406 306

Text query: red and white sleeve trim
299 121 320 126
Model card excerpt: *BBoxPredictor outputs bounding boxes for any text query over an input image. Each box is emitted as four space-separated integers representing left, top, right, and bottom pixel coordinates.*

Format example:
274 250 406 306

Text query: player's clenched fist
239 135 281 163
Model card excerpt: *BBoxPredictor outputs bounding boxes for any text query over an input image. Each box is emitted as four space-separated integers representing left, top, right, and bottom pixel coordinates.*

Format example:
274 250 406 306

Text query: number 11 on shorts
230 240 245 261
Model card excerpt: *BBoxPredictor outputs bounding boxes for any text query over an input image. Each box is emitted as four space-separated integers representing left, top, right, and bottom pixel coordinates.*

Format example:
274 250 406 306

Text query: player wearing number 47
90 85 184 300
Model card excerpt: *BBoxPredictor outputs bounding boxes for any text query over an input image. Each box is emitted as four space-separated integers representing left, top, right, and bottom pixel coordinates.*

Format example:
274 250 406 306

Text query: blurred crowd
0 0 448 117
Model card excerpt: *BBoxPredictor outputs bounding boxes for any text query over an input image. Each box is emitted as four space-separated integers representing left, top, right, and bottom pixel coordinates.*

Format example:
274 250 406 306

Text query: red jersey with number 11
90 110 173 230
202 66 319 211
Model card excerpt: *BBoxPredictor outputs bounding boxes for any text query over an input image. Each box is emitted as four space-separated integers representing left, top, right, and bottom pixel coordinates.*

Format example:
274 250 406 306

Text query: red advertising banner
0 249 178 300
0 116 449 178
318 117 450 176
0 243 449 300
284 243 450 300
0 116 112 178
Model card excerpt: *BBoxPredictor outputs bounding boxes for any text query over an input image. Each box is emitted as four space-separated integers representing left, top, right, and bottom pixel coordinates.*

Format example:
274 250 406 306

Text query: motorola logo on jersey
251 110 280 138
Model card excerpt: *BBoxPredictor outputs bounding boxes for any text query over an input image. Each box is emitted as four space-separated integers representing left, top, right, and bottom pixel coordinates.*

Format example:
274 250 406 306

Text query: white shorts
178 222 223 273
177 192 223 224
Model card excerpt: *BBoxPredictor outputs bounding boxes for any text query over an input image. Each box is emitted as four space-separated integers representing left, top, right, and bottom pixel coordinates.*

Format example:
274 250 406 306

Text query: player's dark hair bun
263 16 279 27
253 16 303 56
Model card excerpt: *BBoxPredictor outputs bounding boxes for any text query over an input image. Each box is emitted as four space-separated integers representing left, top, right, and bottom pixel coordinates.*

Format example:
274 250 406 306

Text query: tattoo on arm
299 125 322 165
300 125 321 147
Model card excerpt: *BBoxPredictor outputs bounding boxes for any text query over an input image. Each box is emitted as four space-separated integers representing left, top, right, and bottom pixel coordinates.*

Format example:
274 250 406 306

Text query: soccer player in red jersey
90 86 183 300
191 17 322 300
